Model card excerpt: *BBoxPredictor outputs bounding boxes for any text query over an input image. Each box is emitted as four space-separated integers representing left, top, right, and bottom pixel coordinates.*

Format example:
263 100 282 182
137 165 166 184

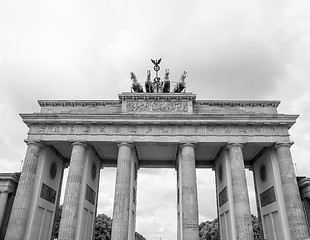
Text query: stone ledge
119 92 196 101
195 100 280 107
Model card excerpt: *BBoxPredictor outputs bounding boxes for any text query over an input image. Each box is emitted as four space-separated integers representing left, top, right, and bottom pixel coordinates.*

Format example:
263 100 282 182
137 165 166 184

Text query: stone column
5 141 42 240
58 142 87 240
275 142 310 239
227 143 253 240
180 143 200 240
0 191 9 227
111 142 133 240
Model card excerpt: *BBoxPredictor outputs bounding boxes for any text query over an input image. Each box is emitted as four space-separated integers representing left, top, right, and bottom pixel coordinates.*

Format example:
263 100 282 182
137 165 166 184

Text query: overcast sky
1 0 310 239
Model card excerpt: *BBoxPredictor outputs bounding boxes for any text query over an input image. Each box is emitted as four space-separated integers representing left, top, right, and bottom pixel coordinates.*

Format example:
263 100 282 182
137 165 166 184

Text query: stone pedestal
111 142 134 240
178 143 199 240
5 141 42 240
227 143 253 240
58 142 87 240
275 142 310 239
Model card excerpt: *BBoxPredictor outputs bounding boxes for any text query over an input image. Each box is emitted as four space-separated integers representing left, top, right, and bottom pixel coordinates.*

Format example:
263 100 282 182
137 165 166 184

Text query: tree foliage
53 206 147 240
94 213 112 240
199 218 219 240
53 205 62 239
199 215 261 240
53 205 262 240
135 232 147 240
251 214 262 240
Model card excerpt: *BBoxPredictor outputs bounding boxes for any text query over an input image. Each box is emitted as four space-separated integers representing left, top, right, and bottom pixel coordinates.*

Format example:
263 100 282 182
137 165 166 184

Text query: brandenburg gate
3 88 310 239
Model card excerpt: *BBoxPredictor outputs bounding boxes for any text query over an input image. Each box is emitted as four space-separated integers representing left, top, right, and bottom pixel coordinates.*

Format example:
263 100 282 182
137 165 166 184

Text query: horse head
180 71 187 82
130 72 137 82
164 69 170 81
146 70 151 81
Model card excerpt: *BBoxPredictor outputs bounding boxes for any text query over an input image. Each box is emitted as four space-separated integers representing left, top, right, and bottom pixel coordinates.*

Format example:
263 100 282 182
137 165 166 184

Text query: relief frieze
29 123 288 137
126 101 188 112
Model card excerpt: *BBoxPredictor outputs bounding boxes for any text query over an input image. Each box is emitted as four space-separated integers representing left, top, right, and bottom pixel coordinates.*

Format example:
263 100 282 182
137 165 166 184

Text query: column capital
226 142 245 149
274 141 294 149
71 141 87 147
117 141 133 148
180 142 196 149
24 140 43 148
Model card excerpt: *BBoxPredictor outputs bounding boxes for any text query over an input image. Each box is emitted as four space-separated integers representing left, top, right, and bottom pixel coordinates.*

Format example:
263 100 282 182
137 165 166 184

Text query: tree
199 215 261 240
135 232 147 240
251 214 261 240
53 205 147 240
94 213 112 240
199 218 219 240
53 205 62 239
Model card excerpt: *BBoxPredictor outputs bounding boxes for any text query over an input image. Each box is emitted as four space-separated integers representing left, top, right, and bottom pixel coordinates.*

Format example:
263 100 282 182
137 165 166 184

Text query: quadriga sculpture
173 71 187 93
145 70 154 93
163 69 170 93
130 72 144 93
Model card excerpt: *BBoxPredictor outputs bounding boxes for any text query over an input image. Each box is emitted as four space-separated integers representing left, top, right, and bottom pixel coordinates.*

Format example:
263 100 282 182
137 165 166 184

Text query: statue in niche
145 70 154 93
163 69 170 93
130 72 144 93
173 71 187 93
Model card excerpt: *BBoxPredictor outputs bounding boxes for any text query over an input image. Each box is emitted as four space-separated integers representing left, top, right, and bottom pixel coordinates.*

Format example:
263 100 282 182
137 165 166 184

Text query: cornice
37 98 280 108
20 113 298 128
195 100 280 108
38 100 120 107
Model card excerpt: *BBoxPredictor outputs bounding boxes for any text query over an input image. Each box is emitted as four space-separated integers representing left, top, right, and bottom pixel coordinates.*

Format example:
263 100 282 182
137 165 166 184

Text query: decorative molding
126 101 188 112
119 92 197 101
38 100 120 108
28 123 289 137
195 100 280 108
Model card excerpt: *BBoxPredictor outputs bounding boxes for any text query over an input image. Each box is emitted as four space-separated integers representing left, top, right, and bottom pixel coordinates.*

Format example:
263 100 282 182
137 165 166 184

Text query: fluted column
111 142 133 240
5 141 42 240
58 142 87 240
0 191 9 227
180 143 199 240
227 143 253 240
275 142 310 239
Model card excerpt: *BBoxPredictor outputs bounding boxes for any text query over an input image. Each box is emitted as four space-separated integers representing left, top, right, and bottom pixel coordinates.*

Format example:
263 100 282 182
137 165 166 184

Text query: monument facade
3 58 310 239
3 91 310 240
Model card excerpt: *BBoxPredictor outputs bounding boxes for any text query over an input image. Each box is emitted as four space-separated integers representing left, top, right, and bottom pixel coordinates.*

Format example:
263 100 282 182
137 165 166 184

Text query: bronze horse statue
130 72 144 93
145 70 154 93
173 71 187 93
163 69 170 93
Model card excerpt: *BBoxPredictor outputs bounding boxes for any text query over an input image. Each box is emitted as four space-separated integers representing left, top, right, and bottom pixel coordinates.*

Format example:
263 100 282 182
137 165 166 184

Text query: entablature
37 93 281 115
20 112 298 129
